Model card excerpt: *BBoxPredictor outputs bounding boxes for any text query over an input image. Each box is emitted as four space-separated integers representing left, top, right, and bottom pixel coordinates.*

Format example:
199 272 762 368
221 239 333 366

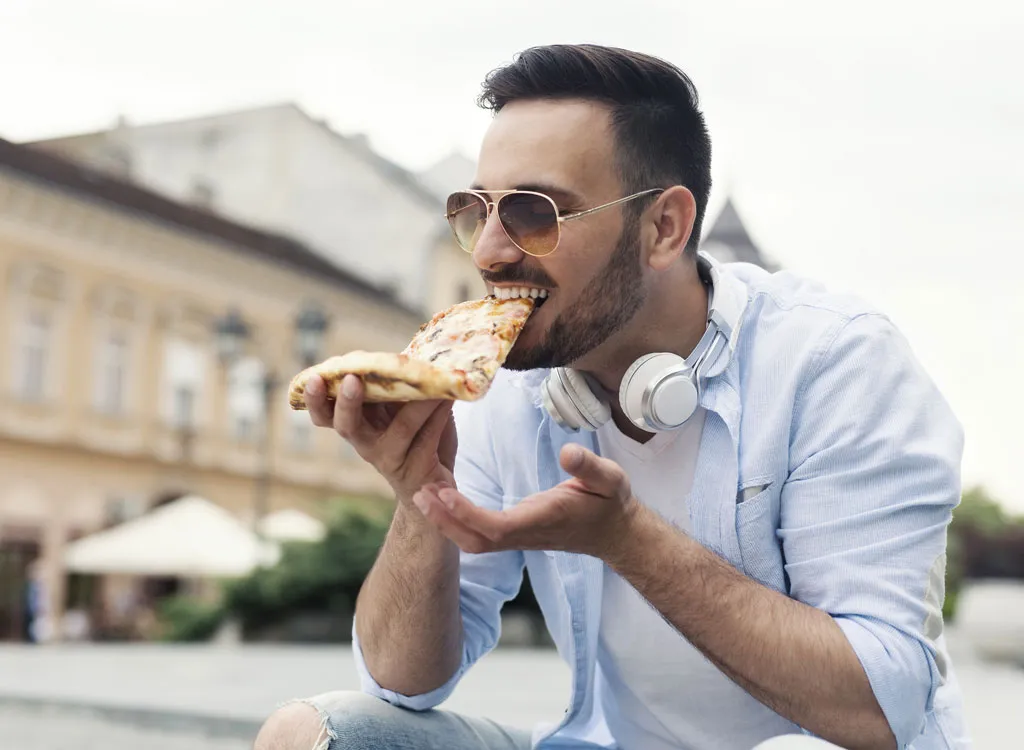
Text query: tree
944 486 1023 620
223 499 392 639
157 497 393 642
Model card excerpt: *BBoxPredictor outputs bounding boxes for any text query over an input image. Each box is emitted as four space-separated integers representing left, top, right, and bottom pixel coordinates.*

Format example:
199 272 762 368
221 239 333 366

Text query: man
256 45 970 749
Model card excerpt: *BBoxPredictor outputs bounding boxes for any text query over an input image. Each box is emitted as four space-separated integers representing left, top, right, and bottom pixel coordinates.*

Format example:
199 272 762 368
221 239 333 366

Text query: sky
2 0 1022 510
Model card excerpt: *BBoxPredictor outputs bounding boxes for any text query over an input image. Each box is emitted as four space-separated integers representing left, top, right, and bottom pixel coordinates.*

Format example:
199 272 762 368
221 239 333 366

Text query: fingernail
306 378 320 397
440 491 455 510
564 446 582 469
342 377 358 399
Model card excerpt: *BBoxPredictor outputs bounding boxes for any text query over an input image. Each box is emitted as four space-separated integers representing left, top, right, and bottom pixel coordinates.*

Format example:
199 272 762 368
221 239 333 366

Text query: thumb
560 445 627 497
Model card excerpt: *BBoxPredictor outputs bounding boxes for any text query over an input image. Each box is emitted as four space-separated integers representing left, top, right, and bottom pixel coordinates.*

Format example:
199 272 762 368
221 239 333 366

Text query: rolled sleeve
351 624 466 709
781 313 963 747
352 399 525 710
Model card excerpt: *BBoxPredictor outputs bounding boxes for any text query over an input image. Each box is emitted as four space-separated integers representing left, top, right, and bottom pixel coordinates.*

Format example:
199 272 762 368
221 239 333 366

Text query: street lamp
212 304 330 532
294 305 329 368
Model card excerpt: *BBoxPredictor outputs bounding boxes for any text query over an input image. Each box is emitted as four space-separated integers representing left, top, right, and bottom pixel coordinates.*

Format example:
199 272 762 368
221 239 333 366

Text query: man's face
470 99 646 370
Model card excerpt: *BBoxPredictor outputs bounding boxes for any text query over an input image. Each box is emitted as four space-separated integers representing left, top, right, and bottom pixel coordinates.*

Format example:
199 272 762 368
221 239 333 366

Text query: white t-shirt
595 409 795 750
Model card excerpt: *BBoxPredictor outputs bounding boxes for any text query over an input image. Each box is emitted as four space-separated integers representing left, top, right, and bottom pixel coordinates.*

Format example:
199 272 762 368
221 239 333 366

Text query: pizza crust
289 351 490 406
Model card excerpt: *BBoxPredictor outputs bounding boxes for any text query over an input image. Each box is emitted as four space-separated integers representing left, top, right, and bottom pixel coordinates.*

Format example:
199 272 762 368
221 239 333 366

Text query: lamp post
213 305 329 532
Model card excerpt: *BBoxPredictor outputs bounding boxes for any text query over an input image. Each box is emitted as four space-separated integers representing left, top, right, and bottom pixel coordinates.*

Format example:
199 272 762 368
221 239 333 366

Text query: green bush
223 498 392 638
944 486 1023 621
157 595 225 642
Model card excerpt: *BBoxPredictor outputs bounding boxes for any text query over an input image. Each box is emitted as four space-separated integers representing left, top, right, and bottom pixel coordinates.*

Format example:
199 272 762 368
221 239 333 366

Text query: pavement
0 642 571 749
0 701 251 750
0 628 1021 749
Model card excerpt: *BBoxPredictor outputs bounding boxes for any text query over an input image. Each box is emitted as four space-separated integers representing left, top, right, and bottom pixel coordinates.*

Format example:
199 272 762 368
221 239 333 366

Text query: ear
644 186 697 271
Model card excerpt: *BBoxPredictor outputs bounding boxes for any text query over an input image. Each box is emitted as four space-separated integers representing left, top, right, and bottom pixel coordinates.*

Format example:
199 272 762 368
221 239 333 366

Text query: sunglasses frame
445 187 665 257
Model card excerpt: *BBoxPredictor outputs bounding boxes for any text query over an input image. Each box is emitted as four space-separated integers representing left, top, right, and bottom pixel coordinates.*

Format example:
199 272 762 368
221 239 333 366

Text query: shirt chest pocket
735 481 788 594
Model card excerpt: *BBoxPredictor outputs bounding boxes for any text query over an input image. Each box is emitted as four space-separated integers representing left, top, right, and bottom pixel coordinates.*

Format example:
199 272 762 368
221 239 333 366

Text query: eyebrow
468 182 584 206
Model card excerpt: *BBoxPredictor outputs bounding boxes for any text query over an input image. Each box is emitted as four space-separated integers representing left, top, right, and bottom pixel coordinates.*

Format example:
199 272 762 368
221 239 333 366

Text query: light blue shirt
352 259 971 749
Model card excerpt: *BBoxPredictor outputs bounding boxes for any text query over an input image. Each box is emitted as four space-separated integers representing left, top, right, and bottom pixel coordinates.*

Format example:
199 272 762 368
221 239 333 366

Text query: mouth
486 285 550 309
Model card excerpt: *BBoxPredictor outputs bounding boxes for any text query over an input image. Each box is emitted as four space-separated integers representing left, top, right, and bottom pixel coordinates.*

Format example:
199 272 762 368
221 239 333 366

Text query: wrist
600 497 649 569
392 468 456 510
391 499 457 551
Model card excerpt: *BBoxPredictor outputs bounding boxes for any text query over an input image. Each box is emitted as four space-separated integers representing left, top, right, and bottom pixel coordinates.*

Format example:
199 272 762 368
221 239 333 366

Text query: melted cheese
404 297 533 384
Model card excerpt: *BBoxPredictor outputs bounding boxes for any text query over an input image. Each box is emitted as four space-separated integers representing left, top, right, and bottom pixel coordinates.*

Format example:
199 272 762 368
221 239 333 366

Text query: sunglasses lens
498 192 559 256
446 192 488 252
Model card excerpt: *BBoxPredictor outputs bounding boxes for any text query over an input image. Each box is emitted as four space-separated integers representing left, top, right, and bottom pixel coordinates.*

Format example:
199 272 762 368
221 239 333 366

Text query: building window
289 408 313 452
104 147 133 177
171 385 196 430
15 310 52 402
233 414 256 442
95 331 130 415
161 337 205 430
190 180 216 210
227 357 266 443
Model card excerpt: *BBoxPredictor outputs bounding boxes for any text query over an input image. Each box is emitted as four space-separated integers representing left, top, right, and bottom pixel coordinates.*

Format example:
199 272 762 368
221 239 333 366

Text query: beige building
0 136 478 641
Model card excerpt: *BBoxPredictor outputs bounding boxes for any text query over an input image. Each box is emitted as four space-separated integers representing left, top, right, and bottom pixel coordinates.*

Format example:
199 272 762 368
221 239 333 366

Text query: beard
504 215 644 371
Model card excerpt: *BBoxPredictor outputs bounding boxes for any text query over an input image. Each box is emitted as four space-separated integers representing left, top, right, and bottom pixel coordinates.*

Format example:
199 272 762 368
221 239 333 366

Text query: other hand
410 444 638 559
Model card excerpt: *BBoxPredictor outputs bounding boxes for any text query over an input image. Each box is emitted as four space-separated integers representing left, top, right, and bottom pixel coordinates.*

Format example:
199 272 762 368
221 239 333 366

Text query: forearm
606 505 895 750
355 501 463 696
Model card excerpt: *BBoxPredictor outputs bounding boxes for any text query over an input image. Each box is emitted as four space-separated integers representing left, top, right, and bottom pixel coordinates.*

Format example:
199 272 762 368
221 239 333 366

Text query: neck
573 260 709 442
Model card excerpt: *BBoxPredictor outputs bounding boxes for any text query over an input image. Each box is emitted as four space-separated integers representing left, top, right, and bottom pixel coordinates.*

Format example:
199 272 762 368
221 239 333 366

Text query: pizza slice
288 296 536 407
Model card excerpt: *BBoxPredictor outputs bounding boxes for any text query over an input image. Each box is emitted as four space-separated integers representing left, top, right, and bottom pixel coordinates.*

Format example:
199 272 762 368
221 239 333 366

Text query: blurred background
0 1 1021 748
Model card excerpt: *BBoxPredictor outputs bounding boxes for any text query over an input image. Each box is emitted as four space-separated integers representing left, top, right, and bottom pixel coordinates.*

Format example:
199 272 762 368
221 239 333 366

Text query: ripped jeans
296 691 842 750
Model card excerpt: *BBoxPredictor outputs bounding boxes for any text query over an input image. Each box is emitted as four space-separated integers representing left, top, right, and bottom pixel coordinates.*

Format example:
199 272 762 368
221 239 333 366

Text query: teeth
490 286 550 301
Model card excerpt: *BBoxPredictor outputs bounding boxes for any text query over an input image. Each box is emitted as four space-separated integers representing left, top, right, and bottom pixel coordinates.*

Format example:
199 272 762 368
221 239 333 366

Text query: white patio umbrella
257 509 327 542
63 495 280 578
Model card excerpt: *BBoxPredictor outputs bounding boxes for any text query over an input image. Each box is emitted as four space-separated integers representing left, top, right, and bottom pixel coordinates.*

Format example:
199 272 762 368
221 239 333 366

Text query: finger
303 375 333 428
375 399 449 460
438 406 458 470
434 488 507 540
438 487 567 550
422 480 454 493
559 445 629 498
332 375 376 441
404 401 455 473
412 486 492 554
364 402 401 433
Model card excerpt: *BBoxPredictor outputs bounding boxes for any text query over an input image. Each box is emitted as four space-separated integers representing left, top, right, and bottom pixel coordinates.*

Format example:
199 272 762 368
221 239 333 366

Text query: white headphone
541 252 739 433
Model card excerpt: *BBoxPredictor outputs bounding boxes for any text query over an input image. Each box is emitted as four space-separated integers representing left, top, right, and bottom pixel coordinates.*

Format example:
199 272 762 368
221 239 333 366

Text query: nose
472 204 525 272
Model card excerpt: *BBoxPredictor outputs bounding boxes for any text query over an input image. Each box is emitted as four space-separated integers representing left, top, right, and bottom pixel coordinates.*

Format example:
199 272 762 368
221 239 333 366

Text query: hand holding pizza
304 372 458 503
292 296 535 504
409 444 640 559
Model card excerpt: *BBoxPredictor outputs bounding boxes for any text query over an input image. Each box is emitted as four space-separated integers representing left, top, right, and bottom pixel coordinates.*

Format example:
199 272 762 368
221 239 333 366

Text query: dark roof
702 199 778 270
0 136 418 316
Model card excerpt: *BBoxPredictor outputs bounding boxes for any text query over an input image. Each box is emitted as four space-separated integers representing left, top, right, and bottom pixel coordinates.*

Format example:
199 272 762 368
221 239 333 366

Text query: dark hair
478 44 712 255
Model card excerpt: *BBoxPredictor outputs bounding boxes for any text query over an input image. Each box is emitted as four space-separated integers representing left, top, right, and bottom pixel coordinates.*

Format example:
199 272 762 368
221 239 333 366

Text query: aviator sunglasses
445 188 664 257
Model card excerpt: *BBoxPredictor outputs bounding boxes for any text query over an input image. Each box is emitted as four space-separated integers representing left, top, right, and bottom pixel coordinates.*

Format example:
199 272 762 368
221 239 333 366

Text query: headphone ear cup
561 368 611 429
619 352 696 431
542 368 610 431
